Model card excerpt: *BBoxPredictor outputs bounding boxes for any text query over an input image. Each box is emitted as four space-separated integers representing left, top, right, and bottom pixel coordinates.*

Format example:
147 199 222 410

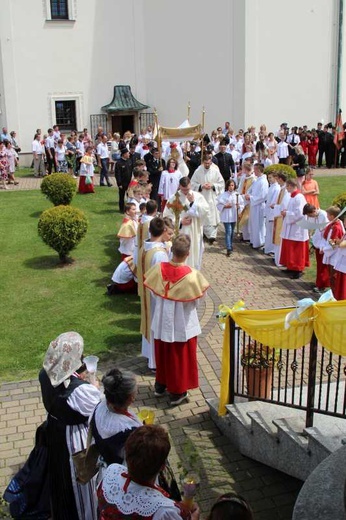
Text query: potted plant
241 341 277 399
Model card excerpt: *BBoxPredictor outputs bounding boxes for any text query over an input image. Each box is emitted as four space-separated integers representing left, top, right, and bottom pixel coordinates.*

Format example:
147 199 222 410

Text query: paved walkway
0 176 328 519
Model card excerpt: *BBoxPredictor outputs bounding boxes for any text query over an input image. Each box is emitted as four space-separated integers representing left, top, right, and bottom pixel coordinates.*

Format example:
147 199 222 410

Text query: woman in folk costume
117 202 138 260
98 425 199 519
78 145 95 193
91 368 142 482
279 178 309 279
39 332 101 520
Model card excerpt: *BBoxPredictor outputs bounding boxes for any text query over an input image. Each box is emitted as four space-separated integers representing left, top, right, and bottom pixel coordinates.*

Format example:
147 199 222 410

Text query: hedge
41 173 76 206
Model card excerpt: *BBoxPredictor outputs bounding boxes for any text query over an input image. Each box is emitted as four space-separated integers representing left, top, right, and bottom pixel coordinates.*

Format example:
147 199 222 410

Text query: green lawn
0 187 140 381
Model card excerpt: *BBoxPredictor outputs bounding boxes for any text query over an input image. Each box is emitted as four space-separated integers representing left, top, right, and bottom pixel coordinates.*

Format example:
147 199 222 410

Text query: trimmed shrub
332 192 346 211
41 173 76 206
263 164 297 180
38 205 88 262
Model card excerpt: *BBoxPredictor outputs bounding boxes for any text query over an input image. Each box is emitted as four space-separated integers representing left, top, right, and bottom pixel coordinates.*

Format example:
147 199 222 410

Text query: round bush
263 164 297 180
332 192 346 211
41 173 77 206
38 205 88 262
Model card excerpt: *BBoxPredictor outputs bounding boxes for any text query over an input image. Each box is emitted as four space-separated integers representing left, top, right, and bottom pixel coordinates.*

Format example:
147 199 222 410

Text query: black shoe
154 382 166 397
209 238 216 245
107 183 112 187
290 271 302 279
226 249 232 257
100 183 106 187
107 283 121 295
169 392 189 406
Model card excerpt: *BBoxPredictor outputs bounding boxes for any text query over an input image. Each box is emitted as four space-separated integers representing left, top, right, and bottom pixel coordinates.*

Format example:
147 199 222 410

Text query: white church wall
243 0 338 131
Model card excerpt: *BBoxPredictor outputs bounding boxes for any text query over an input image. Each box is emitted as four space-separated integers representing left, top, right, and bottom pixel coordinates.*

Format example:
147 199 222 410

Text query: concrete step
273 416 311 480
304 414 346 462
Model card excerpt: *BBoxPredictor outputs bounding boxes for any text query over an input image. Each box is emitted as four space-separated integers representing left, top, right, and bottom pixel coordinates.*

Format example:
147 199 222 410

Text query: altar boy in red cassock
144 234 209 407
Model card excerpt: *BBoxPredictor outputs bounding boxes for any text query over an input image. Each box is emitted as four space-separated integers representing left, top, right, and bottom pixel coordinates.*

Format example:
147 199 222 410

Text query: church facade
0 0 344 160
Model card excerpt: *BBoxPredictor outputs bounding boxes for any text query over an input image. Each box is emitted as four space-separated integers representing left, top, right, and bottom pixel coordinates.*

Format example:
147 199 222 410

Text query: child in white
216 179 239 256
158 158 182 210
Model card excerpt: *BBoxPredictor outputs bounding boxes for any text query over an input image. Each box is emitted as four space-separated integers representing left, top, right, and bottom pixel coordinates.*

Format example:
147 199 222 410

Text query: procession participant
78 145 95 194
320 206 345 290
214 141 235 182
127 185 145 216
273 172 290 266
245 163 269 249
279 178 309 279
303 203 329 293
185 141 201 178
144 234 209 406
237 161 256 242
190 154 225 244
333 233 346 300
158 158 182 211
137 217 173 370
163 176 209 270
302 167 320 208
117 202 138 260
264 172 280 254
97 134 112 187
115 148 132 212
216 179 239 256
107 256 137 295
136 199 158 251
39 332 100 520
145 146 165 208
163 142 189 177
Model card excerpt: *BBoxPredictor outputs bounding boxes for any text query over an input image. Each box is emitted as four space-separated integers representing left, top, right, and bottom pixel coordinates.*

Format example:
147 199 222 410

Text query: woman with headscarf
39 331 101 520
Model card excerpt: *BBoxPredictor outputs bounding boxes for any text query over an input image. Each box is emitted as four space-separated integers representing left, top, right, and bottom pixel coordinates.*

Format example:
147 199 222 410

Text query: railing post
228 316 236 404
306 332 318 427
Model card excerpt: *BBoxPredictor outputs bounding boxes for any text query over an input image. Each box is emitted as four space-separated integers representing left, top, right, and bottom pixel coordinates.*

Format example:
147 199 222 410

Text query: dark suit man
128 145 141 171
145 148 165 209
115 149 133 212
215 143 235 182
186 142 201 178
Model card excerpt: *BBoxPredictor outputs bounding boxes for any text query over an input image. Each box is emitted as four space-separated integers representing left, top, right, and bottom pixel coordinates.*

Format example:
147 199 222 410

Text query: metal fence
228 317 346 427
139 112 155 131
90 114 109 140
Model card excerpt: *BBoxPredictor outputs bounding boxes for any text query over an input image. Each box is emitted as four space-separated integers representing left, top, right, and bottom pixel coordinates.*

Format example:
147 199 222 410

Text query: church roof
101 85 149 113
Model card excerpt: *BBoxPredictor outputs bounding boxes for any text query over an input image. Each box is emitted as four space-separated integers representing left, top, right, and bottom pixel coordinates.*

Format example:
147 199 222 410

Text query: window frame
49 93 83 131
45 0 76 22
50 0 69 20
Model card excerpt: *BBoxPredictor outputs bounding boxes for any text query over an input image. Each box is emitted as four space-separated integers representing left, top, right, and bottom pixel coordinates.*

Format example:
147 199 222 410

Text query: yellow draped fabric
313 301 346 355
217 299 346 415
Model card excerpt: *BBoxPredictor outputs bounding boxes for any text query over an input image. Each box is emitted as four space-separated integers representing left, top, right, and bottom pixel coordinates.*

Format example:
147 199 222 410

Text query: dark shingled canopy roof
101 85 149 113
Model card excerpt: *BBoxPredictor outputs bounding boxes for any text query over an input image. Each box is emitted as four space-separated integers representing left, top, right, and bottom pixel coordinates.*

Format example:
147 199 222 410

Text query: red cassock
333 271 346 300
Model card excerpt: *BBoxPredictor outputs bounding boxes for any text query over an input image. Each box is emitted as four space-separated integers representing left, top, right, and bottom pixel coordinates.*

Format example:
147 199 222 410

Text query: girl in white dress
158 158 182 211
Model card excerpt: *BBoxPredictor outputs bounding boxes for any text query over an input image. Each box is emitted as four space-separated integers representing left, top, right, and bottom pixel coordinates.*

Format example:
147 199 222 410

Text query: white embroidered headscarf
43 331 84 388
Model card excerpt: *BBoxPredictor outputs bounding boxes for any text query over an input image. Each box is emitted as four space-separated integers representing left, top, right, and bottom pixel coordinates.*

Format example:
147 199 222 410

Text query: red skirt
79 176 95 194
333 270 346 300
155 337 198 394
315 248 330 289
280 239 310 271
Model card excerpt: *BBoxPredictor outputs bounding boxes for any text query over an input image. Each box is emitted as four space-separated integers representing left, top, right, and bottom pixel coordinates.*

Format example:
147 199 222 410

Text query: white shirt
97 142 109 159
45 135 55 149
32 139 44 154
277 141 289 159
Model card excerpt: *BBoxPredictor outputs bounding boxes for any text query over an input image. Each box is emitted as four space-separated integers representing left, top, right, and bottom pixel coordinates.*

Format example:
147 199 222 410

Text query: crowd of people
106 119 345 304
36 331 255 519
